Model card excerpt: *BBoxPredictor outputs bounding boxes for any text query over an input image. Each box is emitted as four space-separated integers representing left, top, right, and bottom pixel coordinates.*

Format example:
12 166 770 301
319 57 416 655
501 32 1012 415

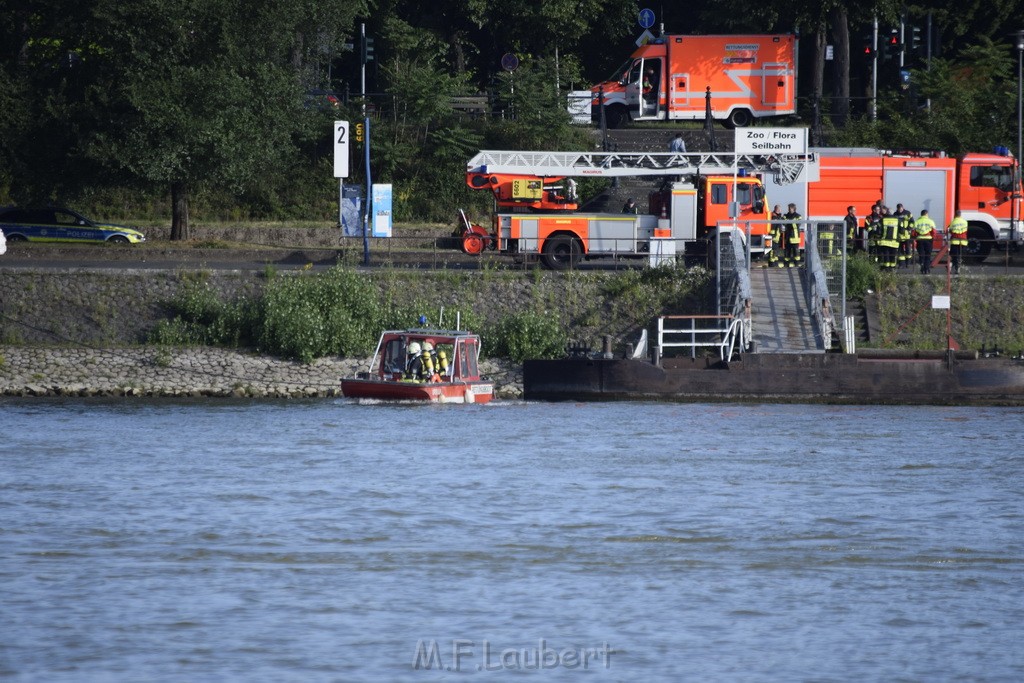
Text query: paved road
2 243 1023 274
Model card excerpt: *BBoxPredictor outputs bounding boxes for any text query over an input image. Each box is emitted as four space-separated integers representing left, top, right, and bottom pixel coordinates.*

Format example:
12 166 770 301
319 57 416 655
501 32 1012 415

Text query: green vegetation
875 275 1024 353
147 265 712 362
488 311 567 362
845 252 882 300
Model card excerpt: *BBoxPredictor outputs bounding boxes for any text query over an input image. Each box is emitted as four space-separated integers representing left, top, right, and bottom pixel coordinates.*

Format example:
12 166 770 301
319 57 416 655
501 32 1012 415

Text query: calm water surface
1 399 1022 682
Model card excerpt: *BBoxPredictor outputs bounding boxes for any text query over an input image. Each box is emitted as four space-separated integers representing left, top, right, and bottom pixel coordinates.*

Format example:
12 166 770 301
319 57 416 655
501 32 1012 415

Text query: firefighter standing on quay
894 203 913 268
914 209 936 274
844 205 861 252
783 203 802 267
879 207 901 270
769 204 784 267
865 205 882 262
947 209 969 274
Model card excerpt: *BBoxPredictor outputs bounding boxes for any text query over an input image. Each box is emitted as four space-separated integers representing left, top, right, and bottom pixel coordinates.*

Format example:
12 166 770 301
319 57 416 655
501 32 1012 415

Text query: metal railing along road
339 233 722 271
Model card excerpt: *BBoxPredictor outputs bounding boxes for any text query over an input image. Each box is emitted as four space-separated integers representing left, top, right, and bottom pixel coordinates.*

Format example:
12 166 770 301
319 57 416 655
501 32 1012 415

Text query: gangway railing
800 220 852 351
657 315 748 363
716 218 845 353
715 223 754 347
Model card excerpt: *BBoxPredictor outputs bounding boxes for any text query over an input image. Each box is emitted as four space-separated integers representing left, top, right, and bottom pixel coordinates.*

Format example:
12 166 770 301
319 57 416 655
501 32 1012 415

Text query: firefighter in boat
404 341 425 381
424 341 449 380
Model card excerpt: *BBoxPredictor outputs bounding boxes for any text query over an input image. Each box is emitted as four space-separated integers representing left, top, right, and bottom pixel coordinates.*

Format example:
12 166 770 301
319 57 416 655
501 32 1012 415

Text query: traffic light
909 26 923 55
862 33 875 59
881 29 900 62
884 29 901 58
360 35 375 64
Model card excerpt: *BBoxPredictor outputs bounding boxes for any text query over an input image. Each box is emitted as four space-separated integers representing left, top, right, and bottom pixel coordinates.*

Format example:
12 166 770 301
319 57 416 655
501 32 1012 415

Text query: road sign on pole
333 121 349 178
636 29 656 47
734 127 808 154
638 8 655 29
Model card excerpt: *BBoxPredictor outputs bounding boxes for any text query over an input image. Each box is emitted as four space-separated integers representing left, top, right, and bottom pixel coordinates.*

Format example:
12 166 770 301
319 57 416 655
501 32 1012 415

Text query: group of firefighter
404 340 449 382
767 201 970 275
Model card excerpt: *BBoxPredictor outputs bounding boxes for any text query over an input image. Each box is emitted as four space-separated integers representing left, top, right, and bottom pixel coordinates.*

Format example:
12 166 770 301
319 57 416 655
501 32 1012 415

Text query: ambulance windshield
606 59 637 85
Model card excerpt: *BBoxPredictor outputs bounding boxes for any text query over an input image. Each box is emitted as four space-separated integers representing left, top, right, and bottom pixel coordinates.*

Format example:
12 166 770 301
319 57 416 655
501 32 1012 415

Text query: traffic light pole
360 22 367 118
871 16 878 121
1016 30 1023 243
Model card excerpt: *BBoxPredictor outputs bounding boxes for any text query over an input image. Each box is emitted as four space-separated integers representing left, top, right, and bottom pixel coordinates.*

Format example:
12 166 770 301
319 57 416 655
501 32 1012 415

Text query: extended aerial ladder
467 150 817 183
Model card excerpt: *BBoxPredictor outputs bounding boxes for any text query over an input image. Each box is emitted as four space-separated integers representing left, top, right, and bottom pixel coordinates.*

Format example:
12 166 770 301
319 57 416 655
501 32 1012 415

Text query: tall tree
829 6 851 125
84 0 364 239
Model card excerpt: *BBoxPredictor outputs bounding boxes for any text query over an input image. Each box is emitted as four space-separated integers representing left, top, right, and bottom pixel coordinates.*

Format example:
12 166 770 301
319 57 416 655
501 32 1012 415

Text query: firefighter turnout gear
947 211 968 274
914 211 936 274
405 342 425 381
769 206 784 267
894 204 913 268
783 205 802 267
879 213 901 270
865 209 882 263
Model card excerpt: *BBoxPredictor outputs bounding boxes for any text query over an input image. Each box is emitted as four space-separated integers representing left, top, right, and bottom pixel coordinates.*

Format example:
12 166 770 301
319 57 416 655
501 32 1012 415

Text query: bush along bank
0 265 714 361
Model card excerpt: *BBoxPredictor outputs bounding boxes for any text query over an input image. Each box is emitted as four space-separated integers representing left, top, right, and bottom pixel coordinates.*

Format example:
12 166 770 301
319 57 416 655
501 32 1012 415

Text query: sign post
334 121 349 229
734 127 808 155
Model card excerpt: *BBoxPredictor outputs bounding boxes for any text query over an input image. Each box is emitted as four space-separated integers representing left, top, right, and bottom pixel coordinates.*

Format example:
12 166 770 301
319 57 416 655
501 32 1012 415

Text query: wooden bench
450 96 489 116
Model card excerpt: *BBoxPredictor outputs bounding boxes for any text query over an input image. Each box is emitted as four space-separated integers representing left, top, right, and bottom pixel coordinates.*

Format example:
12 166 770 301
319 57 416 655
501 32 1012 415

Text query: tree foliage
1 0 1023 229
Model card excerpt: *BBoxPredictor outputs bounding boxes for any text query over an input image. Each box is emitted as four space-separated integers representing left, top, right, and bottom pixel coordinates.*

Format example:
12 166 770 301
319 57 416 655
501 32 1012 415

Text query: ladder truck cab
459 150 803 269
761 147 1022 262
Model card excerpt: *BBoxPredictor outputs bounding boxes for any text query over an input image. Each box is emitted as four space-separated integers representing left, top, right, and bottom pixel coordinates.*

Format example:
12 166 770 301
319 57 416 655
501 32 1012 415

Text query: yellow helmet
422 341 434 352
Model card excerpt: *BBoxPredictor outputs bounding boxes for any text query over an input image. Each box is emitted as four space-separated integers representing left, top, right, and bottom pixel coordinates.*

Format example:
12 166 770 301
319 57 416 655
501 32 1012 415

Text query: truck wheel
724 108 753 129
462 233 484 255
541 236 582 270
604 105 629 129
965 224 993 263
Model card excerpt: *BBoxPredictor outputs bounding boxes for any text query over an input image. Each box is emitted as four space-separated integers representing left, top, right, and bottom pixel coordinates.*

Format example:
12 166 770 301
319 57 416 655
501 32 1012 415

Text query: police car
0 207 145 244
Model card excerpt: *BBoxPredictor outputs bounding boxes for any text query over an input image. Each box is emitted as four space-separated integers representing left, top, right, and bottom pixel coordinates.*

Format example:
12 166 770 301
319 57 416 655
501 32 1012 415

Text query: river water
1 399 1022 682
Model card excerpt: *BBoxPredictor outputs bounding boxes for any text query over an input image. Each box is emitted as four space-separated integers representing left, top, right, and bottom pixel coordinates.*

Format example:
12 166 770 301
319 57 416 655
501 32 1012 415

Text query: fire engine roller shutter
883 169 951 230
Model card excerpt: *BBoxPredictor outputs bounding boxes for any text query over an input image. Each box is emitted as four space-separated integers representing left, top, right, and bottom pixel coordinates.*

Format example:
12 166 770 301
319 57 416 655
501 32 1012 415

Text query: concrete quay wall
0 346 523 400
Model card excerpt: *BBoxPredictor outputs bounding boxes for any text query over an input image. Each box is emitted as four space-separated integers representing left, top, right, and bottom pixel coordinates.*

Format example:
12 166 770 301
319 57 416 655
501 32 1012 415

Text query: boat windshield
382 339 406 374
458 340 480 378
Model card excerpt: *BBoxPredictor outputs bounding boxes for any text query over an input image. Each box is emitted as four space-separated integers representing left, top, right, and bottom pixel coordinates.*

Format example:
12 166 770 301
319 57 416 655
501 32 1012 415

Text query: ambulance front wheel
604 105 629 129
724 108 753 129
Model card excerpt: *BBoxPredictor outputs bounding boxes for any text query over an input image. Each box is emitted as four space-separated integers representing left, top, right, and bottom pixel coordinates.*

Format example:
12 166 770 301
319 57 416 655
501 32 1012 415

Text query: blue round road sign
638 9 655 29
501 53 519 72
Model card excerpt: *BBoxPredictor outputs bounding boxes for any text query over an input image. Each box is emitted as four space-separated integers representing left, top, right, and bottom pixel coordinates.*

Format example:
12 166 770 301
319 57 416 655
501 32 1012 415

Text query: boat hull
341 378 494 403
523 353 1024 405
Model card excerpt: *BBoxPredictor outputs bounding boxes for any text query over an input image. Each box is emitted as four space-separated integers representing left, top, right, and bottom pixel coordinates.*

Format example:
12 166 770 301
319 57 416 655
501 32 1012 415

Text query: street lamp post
1016 31 1024 242
1016 31 1023 173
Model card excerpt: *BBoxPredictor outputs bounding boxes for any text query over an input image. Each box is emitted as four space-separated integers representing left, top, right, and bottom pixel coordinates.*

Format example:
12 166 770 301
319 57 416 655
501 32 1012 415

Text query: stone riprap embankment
0 347 523 399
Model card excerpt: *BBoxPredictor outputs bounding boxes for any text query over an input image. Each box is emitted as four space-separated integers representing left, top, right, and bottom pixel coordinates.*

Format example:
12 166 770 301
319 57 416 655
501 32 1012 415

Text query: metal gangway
713 220 847 355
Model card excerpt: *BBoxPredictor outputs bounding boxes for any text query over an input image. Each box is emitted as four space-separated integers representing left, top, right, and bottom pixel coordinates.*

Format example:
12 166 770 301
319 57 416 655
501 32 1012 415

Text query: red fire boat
341 329 494 403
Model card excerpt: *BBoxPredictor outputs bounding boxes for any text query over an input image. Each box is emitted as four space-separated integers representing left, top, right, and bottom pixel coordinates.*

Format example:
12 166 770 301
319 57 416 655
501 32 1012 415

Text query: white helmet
422 341 434 352
407 342 421 355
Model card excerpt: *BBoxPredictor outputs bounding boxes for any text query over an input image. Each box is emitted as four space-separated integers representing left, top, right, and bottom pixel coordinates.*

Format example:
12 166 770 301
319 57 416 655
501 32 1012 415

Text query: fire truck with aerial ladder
456 150 813 269
762 146 1023 262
